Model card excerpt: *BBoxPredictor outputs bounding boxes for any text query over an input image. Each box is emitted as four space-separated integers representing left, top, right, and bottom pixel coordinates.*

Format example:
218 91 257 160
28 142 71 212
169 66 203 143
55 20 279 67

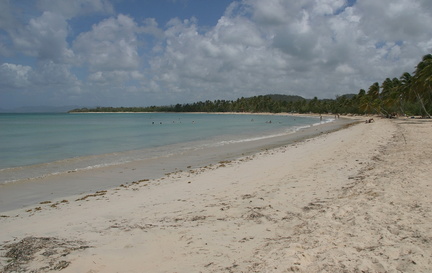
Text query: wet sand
1 117 431 272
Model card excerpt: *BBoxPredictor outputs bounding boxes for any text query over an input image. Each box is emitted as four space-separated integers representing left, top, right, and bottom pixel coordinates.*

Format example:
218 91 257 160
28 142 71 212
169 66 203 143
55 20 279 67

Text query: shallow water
0 113 323 185
0 113 356 212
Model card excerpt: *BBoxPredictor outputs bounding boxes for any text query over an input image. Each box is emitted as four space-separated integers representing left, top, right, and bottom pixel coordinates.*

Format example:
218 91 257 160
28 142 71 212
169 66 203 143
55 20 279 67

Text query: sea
0 112 328 186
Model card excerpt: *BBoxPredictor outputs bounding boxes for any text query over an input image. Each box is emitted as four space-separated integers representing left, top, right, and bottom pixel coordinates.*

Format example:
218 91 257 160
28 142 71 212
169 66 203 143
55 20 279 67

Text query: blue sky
1 0 432 110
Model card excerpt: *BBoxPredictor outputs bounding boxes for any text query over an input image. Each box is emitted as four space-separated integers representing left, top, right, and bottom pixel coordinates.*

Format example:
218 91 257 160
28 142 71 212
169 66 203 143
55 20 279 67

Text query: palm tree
397 72 416 115
380 77 405 116
380 78 395 115
367 82 380 99
359 89 376 114
411 54 432 117
390 77 404 114
362 82 383 115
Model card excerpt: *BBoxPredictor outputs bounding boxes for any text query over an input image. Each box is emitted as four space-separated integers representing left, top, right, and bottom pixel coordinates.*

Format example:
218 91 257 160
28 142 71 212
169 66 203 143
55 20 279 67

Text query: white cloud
249 0 288 26
8 11 74 63
73 14 140 73
0 61 83 108
88 70 144 85
36 0 113 19
335 64 355 74
2 0 432 108
356 0 432 42
29 61 80 87
140 18 164 38
0 61 81 90
150 16 283 100
313 0 347 15
148 0 432 102
0 63 31 89
272 10 318 61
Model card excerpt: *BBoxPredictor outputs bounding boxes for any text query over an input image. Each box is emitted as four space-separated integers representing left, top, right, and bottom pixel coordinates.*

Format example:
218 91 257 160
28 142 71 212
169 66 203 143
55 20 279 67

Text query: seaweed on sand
1 236 90 272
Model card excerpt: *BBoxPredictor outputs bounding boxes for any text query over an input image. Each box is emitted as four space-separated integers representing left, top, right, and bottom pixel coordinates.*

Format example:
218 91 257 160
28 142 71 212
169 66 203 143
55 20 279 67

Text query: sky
1 0 432 110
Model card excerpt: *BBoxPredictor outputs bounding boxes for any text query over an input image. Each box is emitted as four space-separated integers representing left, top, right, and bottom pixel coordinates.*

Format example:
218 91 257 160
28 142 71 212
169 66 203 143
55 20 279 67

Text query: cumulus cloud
150 15 286 100
0 62 80 90
29 61 80 87
148 0 432 101
36 0 114 19
356 0 432 42
249 0 289 25
0 63 31 89
0 61 82 109
88 70 144 86
7 11 74 63
73 14 140 73
1 0 432 108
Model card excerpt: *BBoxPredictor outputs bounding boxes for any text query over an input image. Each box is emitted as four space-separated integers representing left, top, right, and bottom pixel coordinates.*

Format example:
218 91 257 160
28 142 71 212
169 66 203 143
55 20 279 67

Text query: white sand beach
1 117 432 272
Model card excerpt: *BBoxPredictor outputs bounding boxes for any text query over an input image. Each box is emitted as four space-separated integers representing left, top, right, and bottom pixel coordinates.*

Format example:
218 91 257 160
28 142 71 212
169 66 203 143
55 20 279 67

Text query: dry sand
1 117 431 272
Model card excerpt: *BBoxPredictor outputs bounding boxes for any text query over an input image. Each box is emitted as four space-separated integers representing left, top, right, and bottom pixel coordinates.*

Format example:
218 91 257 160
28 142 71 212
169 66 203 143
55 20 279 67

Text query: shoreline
68 111 341 117
1 117 432 272
0 116 356 213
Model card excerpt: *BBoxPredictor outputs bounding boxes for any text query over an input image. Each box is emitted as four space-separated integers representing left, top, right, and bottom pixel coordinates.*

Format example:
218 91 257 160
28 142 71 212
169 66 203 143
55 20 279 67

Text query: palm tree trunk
415 91 431 118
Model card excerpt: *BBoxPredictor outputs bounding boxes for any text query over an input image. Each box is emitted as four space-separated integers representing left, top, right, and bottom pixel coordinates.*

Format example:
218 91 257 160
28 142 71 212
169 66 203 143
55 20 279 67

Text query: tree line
69 95 335 114
70 54 432 117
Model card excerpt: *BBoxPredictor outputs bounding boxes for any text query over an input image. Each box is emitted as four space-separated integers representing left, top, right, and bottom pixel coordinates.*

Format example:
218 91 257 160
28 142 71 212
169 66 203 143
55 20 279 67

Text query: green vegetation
70 54 432 117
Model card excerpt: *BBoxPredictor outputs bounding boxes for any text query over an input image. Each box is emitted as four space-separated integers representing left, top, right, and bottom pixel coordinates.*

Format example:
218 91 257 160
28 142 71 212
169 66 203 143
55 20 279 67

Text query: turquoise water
0 113 325 184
